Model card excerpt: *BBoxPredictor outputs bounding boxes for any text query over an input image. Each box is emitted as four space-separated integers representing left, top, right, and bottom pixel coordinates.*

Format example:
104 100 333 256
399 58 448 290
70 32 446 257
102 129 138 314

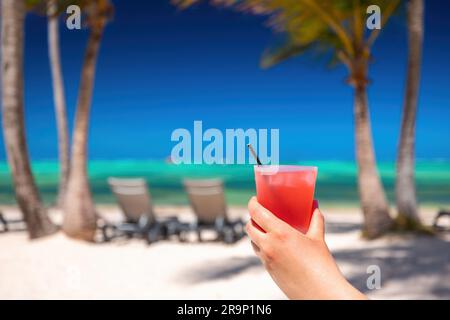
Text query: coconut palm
62 0 113 241
26 0 72 208
47 0 70 208
1 0 58 239
174 0 400 238
395 0 424 230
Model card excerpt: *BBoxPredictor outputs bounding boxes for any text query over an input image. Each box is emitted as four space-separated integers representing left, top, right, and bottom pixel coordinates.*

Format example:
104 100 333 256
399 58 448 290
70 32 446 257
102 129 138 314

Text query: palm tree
395 0 424 230
174 0 400 238
1 0 58 239
47 0 70 208
62 0 113 241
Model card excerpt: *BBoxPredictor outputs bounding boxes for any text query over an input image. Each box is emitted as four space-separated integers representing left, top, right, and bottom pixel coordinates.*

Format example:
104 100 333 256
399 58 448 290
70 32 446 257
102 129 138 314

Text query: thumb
307 208 325 240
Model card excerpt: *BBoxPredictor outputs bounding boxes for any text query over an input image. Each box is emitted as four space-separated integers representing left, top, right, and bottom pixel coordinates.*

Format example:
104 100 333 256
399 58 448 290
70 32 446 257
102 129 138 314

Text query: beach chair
0 211 7 232
433 209 450 231
105 178 183 244
183 179 245 244
0 210 26 233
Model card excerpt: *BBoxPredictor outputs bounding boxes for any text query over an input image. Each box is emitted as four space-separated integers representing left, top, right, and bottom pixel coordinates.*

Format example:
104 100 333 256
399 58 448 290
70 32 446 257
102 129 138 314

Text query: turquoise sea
0 160 449 207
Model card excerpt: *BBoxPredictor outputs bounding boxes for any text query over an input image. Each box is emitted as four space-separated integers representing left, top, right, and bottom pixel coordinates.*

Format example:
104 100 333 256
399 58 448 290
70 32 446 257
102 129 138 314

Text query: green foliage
173 0 400 78
394 214 435 235
26 0 84 16
25 0 43 9
25 0 114 29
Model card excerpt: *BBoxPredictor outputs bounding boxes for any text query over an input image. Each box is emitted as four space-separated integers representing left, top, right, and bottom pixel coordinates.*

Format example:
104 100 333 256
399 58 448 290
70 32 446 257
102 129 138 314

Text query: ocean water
0 160 449 207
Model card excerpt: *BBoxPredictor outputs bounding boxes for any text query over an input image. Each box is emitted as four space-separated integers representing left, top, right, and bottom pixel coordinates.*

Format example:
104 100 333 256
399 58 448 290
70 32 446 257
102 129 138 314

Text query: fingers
245 220 266 248
250 241 261 255
306 208 325 241
312 199 319 211
248 197 289 233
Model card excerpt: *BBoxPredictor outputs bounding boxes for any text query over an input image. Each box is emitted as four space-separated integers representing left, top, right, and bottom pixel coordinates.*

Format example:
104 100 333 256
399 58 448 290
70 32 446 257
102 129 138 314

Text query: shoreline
0 204 442 224
1 160 450 206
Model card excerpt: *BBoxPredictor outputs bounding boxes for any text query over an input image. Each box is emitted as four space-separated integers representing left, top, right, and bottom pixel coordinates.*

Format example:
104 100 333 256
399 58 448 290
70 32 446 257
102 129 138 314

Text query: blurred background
1 1 450 206
0 0 449 299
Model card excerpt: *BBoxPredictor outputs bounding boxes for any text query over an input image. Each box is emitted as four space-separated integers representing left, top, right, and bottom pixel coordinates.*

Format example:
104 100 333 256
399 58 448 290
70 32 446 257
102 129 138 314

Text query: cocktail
254 165 318 233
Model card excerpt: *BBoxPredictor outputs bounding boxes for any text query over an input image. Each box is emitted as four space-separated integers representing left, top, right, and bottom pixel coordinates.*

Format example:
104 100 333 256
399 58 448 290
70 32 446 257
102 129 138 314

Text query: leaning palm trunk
1 0 58 239
62 26 105 241
353 80 393 238
47 0 70 208
395 0 424 229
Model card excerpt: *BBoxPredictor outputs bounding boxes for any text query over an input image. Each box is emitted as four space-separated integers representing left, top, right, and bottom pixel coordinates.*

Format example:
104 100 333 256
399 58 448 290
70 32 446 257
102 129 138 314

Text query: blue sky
0 0 449 162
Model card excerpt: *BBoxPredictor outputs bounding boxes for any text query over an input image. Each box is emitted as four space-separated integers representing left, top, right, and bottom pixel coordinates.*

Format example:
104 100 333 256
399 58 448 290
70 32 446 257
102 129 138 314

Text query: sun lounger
105 177 184 243
0 211 7 232
183 179 245 244
0 210 26 233
433 209 450 231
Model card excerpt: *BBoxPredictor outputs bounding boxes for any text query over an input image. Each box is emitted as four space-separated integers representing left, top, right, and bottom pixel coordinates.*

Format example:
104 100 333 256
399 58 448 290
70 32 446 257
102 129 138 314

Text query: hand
246 197 366 300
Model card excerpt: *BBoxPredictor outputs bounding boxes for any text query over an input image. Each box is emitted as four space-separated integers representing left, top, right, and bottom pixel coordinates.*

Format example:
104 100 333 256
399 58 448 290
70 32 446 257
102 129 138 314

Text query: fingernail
312 199 319 211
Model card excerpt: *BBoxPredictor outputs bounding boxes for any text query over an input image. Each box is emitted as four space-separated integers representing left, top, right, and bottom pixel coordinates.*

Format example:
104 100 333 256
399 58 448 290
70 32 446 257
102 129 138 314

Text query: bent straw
247 144 262 165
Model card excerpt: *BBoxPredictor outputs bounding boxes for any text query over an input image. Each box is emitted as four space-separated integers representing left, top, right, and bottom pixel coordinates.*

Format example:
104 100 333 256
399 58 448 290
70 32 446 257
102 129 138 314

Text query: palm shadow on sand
177 256 262 284
176 219 449 299
327 219 450 298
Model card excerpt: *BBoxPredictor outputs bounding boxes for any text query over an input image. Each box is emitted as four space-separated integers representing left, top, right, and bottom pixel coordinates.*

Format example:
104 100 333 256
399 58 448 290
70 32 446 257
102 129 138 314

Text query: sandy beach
0 205 449 300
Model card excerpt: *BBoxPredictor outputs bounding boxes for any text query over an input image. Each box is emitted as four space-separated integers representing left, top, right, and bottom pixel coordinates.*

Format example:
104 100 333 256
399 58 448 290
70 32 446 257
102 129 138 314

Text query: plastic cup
254 165 318 233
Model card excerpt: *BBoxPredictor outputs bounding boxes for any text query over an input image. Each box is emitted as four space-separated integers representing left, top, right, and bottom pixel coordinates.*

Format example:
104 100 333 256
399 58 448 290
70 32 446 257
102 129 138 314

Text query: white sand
0 206 449 300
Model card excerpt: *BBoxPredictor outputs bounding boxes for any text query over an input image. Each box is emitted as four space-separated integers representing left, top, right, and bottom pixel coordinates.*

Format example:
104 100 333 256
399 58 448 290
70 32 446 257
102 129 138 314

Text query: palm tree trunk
47 0 70 208
62 26 104 241
395 0 423 229
354 84 393 238
1 0 58 239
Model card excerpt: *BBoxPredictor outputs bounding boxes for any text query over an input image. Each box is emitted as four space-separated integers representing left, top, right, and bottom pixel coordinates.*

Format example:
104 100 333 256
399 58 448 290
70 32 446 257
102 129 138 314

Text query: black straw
247 144 262 165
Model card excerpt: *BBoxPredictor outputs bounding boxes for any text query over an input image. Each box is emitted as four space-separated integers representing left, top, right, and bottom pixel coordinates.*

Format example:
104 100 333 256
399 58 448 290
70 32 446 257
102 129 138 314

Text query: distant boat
165 156 174 164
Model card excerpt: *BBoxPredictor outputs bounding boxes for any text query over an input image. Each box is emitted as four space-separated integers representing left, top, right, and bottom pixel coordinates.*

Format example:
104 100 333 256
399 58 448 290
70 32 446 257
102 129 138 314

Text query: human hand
246 197 366 300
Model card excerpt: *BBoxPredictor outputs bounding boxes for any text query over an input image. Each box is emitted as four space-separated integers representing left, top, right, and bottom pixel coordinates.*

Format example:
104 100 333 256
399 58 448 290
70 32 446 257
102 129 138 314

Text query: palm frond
261 41 308 68
173 0 401 71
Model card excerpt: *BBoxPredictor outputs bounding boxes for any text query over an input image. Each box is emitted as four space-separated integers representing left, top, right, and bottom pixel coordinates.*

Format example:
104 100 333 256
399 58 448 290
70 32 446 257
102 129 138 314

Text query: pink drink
254 165 318 233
